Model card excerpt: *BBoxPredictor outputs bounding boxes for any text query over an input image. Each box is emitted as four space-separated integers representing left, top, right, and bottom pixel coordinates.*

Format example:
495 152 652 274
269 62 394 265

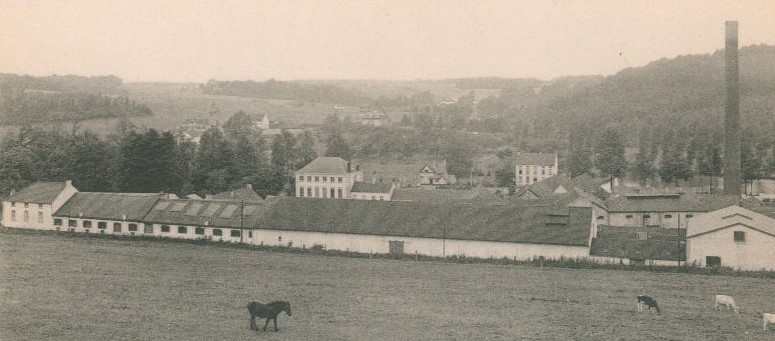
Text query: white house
2 181 77 230
515 153 558 186
295 157 363 199
604 193 739 229
53 192 163 235
686 205 775 270
350 181 395 201
251 114 270 130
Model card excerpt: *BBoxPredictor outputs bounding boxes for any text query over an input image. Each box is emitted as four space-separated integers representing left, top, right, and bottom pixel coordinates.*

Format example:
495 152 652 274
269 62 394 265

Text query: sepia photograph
2 0 775 339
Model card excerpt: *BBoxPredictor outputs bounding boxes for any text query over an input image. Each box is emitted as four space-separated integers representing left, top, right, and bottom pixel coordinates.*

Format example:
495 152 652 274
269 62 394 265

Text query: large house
686 205 775 270
515 153 558 186
1 181 77 230
295 157 364 199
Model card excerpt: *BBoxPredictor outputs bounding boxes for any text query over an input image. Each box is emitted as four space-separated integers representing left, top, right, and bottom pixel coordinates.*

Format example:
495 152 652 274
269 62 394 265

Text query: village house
1 181 77 230
418 161 455 187
349 181 395 201
515 153 558 186
295 157 363 199
251 113 270 130
359 108 389 127
604 193 739 229
686 205 775 270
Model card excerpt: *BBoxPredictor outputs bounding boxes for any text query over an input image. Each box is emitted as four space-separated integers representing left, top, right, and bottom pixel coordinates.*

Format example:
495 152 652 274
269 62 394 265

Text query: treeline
201 79 365 105
0 92 151 124
0 113 327 199
0 74 123 93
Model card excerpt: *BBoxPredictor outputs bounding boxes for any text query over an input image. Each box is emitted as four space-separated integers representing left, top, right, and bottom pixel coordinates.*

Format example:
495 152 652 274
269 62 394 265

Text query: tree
741 134 764 196
222 110 255 140
271 130 298 178
631 127 656 186
567 125 594 177
71 131 114 192
697 144 722 194
594 129 627 193
495 162 516 190
296 131 318 169
325 132 352 161
192 127 236 194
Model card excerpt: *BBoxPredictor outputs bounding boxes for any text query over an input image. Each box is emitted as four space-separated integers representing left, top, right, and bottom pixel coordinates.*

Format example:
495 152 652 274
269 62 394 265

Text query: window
322 176 327 182
338 189 342 198
195 227 205 235
97 221 107 230
10 202 15 207
10 210 15 221
68 220 77 228
230 230 241 237
299 175 304 181
128 223 138 232
322 187 327 198
371 196 376 200
314 187 319 197
83 221 92 229
625 215 634 219
664 214 673 219
23 211 29 222
596 216 605 220
330 188 335 198
330 177 335 182
177 226 187 234
380 196 384 201
307 176 311 181
38 203 43 209
24 203 29 208
706 256 721 267
314 176 319 182
212 228 222 236
338 177 342 183
733 231 746 242
307 188 312 197
54 218 62 226
686 214 694 218
114 223 122 233
299 187 304 197
518 169 522 175
37 212 43 223
643 214 651 219
248 231 253 238
161 225 170 233
144 225 153 234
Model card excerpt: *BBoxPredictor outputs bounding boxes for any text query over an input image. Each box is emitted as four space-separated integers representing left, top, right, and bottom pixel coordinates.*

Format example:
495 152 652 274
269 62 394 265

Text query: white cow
764 313 775 331
714 295 740 314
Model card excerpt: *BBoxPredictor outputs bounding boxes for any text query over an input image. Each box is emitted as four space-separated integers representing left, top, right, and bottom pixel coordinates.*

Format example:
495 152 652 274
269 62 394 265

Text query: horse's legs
274 317 279 331
263 318 271 332
249 315 256 330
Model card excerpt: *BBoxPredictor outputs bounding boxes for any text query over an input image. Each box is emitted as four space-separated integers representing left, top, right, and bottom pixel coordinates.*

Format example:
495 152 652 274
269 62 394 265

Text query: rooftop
5 181 68 204
605 193 738 213
296 157 352 174
351 181 393 194
54 192 162 221
514 153 556 166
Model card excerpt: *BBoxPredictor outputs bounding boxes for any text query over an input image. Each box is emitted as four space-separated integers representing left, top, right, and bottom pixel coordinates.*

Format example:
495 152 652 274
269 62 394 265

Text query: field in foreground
1 232 775 340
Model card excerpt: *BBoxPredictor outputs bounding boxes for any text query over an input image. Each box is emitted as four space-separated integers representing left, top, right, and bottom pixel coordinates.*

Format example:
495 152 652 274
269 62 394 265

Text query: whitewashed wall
247 228 589 260
608 212 699 229
687 225 775 270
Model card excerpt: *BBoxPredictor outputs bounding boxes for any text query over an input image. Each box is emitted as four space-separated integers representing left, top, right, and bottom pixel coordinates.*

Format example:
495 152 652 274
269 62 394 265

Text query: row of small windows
51 219 242 237
624 214 694 219
9 202 44 208
299 187 343 198
298 175 343 183
517 166 554 175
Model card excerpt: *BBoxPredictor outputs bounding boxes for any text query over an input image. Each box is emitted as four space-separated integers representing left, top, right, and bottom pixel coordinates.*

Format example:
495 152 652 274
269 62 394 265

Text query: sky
1 0 774 82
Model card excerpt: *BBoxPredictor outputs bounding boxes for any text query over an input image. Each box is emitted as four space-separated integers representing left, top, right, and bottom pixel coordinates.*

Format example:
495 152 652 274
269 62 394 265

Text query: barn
686 205 775 270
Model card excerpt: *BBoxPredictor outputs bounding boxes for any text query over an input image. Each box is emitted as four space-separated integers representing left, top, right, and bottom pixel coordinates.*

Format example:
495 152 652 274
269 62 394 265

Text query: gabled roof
296 157 350 174
351 181 393 194
590 225 685 261
143 198 265 228
208 185 263 202
54 192 161 221
514 153 556 166
687 205 775 238
605 193 738 213
259 197 593 246
5 182 68 204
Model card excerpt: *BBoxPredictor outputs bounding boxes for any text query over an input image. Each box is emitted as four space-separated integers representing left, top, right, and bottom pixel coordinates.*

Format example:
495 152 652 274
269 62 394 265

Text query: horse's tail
655 303 661 314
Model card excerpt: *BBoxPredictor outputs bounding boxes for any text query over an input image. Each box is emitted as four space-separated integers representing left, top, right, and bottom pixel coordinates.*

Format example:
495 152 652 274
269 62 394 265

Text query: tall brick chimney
723 21 741 196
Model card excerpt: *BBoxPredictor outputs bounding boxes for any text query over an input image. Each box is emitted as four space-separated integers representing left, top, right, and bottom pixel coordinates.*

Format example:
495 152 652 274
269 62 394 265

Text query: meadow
1 231 775 340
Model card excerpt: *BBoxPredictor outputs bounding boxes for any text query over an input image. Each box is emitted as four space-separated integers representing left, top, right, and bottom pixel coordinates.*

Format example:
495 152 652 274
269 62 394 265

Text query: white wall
1 182 76 230
608 211 699 229
247 228 589 260
687 224 775 270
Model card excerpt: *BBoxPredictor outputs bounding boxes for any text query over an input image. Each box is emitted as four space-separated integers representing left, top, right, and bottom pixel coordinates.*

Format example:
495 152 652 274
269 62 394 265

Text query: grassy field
2 231 775 340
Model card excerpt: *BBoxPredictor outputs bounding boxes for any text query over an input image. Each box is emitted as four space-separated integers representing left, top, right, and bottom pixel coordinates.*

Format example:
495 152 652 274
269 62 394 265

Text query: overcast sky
1 0 774 82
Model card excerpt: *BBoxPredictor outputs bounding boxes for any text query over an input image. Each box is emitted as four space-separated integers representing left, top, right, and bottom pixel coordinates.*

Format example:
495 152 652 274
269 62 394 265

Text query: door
389 240 404 255
706 256 721 267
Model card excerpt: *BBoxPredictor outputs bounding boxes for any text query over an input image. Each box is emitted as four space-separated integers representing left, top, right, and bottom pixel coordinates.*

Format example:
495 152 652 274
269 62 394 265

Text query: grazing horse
714 295 740 314
637 295 661 314
763 313 775 331
247 301 292 332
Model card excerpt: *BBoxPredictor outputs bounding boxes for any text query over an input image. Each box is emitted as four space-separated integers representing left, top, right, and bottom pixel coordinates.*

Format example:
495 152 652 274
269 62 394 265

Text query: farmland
1 231 775 340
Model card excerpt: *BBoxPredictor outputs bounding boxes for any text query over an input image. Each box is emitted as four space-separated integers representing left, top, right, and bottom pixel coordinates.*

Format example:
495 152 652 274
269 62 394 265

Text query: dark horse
247 301 292 332
637 295 661 314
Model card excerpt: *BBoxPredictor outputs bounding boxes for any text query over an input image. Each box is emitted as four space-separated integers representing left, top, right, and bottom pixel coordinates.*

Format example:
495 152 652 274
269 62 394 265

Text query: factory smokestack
723 21 741 196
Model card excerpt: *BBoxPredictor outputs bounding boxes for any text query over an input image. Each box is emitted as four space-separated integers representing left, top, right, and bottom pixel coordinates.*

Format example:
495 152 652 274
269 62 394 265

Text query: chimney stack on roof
723 21 741 196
